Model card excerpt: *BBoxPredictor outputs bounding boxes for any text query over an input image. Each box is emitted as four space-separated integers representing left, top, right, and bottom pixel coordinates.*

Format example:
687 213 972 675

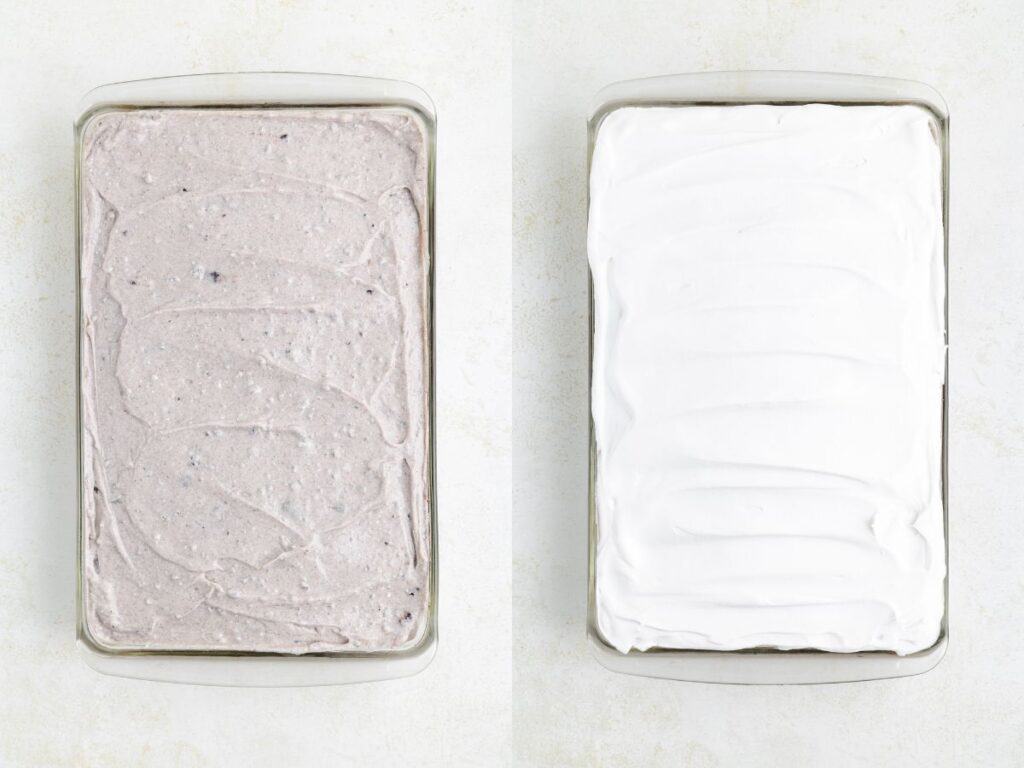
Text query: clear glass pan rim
585 71 950 684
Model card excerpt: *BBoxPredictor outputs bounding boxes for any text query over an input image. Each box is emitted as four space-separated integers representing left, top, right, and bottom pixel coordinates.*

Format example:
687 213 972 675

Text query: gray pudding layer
80 108 430 654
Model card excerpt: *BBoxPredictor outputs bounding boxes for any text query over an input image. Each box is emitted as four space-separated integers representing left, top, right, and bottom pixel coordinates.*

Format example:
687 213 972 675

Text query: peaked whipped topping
81 108 431 653
590 104 945 655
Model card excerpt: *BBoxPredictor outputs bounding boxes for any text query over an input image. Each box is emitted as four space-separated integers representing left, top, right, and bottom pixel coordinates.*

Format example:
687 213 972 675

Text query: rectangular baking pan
75 72 438 686
586 71 949 684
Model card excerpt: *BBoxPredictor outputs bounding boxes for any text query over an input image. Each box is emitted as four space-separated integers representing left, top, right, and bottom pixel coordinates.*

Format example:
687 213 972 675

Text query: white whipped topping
589 104 945 655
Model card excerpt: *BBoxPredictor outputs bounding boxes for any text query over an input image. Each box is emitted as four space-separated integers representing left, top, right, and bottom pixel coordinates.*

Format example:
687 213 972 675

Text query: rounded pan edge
75 71 437 128
587 625 947 685
589 70 949 125
77 625 438 687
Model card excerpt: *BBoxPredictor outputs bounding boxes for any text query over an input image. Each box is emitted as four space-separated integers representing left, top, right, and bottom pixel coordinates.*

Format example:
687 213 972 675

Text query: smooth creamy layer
81 108 431 653
590 105 945 655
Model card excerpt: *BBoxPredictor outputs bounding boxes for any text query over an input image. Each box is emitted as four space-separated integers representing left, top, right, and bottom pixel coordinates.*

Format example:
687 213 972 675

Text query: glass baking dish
75 72 437 686
586 71 949 684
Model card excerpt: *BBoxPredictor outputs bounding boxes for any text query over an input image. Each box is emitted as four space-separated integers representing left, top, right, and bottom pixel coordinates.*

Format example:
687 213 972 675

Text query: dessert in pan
589 101 946 660
79 106 432 655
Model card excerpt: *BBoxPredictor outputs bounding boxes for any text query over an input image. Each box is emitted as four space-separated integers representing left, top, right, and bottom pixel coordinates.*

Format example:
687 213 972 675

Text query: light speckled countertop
1 1 1022 766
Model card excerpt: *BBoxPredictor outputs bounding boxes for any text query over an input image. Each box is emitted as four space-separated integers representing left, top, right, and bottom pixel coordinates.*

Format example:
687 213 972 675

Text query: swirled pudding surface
81 108 430 653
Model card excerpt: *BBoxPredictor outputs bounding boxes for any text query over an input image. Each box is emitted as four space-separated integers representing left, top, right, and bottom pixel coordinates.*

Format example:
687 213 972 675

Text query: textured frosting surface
589 105 945 655
81 108 431 653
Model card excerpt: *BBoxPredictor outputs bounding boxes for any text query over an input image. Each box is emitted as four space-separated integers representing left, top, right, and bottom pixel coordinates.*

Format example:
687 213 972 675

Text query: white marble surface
0 1 1021 765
